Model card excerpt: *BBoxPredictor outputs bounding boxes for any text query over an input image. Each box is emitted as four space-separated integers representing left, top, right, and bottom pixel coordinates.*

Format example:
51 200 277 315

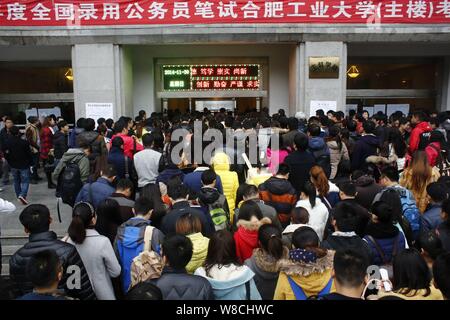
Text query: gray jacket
52 148 90 183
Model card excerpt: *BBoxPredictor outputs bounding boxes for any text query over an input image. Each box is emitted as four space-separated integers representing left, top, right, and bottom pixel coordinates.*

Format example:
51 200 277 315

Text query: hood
264 177 293 195
198 187 220 204
415 121 432 132
360 134 380 147
61 148 86 162
279 250 335 277
354 175 376 187
236 217 272 231
308 137 327 151
252 247 289 275
195 265 255 295
119 218 151 249
212 152 231 171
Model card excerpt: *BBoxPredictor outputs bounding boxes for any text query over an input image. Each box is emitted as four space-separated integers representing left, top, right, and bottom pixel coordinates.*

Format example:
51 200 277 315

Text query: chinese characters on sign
163 64 261 91
0 1 449 26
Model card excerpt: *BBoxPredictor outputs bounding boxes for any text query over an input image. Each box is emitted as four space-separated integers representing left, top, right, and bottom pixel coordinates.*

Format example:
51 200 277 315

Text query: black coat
152 267 214 300
3 136 33 169
351 134 379 171
0 128 11 152
9 231 96 300
284 150 316 193
53 131 68 160
332 199 371 237
322 235 371 262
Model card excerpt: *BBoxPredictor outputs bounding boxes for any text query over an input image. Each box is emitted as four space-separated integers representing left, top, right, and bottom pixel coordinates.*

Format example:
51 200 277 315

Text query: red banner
0 0 449 26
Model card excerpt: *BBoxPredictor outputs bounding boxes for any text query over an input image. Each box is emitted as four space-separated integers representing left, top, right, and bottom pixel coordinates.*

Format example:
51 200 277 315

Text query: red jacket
39 127 53 160
425 142 441 167
110 133 143 159
234 227 259 263
409 121 431 156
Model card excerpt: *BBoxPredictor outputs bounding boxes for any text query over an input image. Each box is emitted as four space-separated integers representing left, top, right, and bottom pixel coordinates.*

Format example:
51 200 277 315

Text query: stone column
298 41 347 117
72 44 132 120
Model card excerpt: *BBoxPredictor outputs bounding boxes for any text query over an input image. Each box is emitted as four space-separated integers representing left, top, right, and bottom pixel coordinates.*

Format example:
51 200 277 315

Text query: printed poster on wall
85 102 114 123
310 100 337 117
387 104 410 116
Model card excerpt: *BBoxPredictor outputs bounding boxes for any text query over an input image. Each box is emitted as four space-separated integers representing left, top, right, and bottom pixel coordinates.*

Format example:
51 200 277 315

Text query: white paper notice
387 104 410 117
85 103 114 123
310 100 337 117
374 104 386 115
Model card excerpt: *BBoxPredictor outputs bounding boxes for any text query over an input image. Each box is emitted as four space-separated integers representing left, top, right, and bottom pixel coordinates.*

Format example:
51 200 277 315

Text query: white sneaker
18 196 29 205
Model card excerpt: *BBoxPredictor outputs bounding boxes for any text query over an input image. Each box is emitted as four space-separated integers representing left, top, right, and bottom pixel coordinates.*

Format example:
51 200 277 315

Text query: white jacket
295 198 329 241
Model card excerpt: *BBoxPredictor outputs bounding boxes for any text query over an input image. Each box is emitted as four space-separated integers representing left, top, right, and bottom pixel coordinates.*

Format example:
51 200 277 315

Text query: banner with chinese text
0 0 449 26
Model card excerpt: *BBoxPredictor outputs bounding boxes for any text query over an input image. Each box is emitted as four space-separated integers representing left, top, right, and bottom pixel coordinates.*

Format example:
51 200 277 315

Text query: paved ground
0 174 72 237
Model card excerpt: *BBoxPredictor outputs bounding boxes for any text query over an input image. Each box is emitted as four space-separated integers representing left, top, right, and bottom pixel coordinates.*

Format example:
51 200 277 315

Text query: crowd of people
1 107 450 301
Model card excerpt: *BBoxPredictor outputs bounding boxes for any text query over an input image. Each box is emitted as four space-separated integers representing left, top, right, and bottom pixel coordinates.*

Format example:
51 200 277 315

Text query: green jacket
52 148 90 183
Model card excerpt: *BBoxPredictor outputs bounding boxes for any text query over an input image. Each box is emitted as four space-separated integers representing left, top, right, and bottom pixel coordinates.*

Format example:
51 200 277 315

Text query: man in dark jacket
3 126 33 205
161 179 214 237
259 163 297 228
421 182 447 233
351 121 379 171
353 170 383 210
69 118 85 148
75 164 116 208
282 117 300 149
284 132 315 193
307 123 331 177
334 182 371 237
321 201 371 261
0 116 13 185
9 204 95 300
109 178 135 222
78 118 107 160
52 120 69 162
153 234 214 300
108 136 134 180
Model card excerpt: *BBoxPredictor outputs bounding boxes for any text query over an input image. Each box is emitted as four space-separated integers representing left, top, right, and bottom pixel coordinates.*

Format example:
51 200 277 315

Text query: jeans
11 168 30 198
30 153 39 179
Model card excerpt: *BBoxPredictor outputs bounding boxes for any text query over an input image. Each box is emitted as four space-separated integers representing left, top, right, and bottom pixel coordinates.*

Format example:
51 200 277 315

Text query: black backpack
56 162 83 207
312 148 331 178
417 131 432 150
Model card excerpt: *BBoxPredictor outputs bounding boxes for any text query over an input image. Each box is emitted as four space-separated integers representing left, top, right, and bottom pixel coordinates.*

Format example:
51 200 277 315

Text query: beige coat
326 141 349 180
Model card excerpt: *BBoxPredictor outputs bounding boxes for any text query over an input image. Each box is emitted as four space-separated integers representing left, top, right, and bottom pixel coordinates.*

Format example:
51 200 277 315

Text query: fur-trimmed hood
366 155 397 165
236 217 272 231
279 250 335 277
252 247 290 274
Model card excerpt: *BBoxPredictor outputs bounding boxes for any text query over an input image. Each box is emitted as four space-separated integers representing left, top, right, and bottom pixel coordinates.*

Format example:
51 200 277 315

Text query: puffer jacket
363 223 407 266
186 232 209 274
259 177 297 226
52 148 90 183
9 231 96 300
153 266 214 300
409 121 432 155
195 264 261 300
295 198 329 241
234 217 272 263
425 142 441 167
327 140 349 180
274 249 336 300
212 152 239 214
244 247 289 300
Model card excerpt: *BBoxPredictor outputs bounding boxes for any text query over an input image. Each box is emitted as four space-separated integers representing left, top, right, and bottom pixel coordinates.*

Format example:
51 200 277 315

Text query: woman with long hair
377 249 443 300
400 151 440 213
194 230 262 300
325 125 349 180
309 166 340 210
245 224 289 300
64 202 121 300
295 182 329 241
139 183 167 229
40 116 56 189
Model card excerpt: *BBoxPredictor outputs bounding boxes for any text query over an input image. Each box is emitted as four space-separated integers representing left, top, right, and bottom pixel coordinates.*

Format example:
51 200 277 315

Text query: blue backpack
287 276 333 300
116 226 146 293
389 186 420 232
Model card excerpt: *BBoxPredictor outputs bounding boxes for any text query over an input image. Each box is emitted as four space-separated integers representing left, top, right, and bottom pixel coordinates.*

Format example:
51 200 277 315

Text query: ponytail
258 224 284 260
68 202 95 244
300 182 316 208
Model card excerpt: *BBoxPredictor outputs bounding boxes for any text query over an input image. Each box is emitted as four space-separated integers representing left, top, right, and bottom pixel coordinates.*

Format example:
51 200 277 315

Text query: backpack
417 131 432 150
209 207 230 231
365 234 400 280
311 148 331 178
287 276 333 300
388 187 420 232
55 162 83 207
116 225 149 293
129 226 163 291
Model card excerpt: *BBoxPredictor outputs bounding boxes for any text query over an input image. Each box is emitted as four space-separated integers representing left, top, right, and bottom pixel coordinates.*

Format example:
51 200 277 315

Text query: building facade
1 0 450 123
